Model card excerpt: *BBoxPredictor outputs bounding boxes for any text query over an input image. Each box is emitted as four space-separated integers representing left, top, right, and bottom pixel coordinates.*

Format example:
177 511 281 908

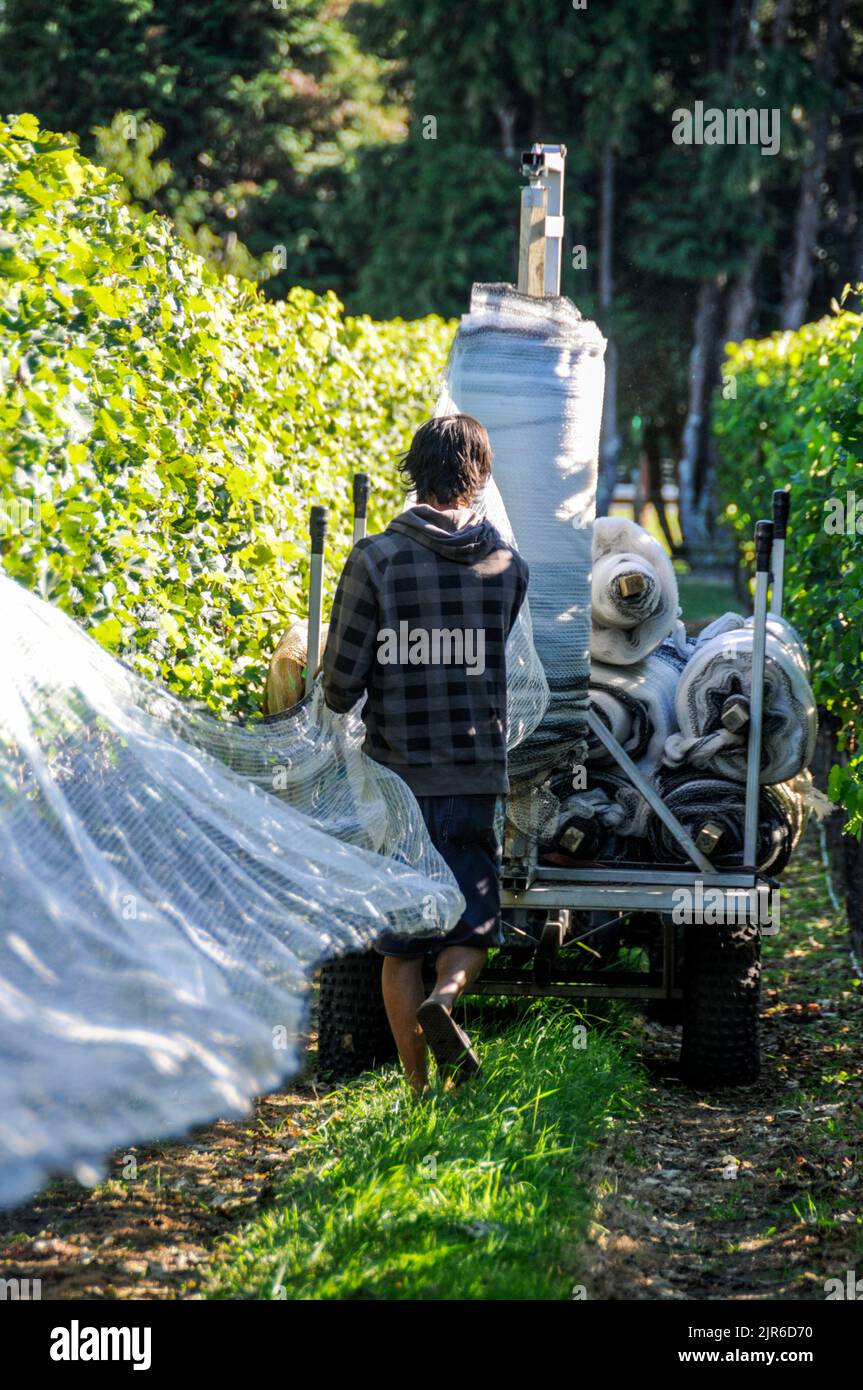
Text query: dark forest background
2 0 860 552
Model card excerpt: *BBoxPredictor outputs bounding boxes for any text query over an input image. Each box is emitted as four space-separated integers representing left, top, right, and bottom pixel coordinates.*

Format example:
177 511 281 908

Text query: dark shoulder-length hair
398 414 492 505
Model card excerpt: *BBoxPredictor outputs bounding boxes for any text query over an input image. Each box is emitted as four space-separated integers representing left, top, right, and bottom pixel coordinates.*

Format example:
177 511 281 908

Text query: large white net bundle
664 613 817 784
0 573 464 1208
439 284 605 780
588 641 686 770
692 610 811 672
590 516 683 665
524 516 817 870
558 640 687 839
646 771 812 873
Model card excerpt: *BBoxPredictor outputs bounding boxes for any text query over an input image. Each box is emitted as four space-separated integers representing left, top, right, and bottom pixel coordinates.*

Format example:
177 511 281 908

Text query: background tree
0 0 399 293
2 0 861 554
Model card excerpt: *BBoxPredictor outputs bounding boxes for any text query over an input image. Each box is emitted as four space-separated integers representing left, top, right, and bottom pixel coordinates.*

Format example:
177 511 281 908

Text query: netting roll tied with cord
664 613 817 784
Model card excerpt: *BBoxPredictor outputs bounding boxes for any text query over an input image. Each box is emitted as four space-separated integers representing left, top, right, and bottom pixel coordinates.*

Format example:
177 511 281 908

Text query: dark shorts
375 793 505 959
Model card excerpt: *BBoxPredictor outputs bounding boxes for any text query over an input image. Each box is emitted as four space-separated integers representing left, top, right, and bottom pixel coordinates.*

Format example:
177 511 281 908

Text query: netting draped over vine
0 573 465 1208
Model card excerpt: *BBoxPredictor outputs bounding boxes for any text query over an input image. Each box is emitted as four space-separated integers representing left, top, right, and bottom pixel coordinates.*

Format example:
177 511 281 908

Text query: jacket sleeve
322 543 379 713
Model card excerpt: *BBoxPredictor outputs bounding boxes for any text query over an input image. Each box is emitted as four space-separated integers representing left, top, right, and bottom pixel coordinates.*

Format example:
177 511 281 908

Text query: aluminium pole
743 519 773 867
306 505 328 698
353 473 370 543
769 488 790 617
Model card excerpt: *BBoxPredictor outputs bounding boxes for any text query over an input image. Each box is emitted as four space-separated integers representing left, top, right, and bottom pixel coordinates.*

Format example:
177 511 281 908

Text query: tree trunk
675 0 750 557
781 0 844 329
495 106 516 160
724 243 762 346
643 422 677 553
771 0 794 48
721 0 789 347
782 112 830 329
834 120 861 290
678 278 723 555
854 211 863 288
596 139 620 517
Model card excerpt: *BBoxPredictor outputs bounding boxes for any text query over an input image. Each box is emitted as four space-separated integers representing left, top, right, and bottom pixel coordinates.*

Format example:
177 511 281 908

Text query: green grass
207 1005 640 1300
677 574 739 625
704 836 863 1267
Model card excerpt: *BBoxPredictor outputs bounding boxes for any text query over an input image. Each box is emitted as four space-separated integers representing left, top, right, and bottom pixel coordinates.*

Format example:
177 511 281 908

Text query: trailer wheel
317 949 397 1079
680 922 761 1086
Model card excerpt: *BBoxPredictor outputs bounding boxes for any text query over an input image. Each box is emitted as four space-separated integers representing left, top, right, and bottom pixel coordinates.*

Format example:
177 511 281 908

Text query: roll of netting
591 517 680 665
588 681 650 761
442 283 606 780
646 772 806 873
664 624 817 784
587 640 684 767
541 768 638 861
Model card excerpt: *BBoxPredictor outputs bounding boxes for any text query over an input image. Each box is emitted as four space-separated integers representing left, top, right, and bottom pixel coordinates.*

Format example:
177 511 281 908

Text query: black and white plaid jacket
322 504 528 795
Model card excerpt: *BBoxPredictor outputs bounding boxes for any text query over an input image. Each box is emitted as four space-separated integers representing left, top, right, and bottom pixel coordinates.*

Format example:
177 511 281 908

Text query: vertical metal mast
305 505 327 697
769 489 789 616
518 144 566 297
744 519 773 866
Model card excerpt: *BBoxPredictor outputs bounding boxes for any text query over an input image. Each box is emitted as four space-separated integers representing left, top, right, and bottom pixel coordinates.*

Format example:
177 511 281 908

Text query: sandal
417 999 481 1084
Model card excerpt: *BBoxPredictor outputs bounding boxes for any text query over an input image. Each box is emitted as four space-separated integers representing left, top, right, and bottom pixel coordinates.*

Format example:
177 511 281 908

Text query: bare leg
381 956 428 1095
427 945 488 1013
415 945 488 1085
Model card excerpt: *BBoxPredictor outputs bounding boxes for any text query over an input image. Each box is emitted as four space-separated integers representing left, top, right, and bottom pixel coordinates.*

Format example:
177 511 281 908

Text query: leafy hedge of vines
715 299 863 828
0 114 454 718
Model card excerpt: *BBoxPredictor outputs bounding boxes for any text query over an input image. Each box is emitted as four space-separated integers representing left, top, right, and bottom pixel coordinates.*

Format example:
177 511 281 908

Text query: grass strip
208 1003 641 1299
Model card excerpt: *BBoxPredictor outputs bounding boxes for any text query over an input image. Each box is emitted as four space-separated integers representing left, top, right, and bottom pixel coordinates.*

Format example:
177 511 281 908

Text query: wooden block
518 184 547 297
695 822 724 854
617 572 647 598
721 694 750 733
560 825 585 854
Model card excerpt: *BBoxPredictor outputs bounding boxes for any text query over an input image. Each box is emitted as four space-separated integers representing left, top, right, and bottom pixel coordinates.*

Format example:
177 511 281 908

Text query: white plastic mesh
0 573 465 1208
469 474 550 752
591 516 682 664
647 772 810 872
665 619 817 783
439 284 605 779
564 641 686 838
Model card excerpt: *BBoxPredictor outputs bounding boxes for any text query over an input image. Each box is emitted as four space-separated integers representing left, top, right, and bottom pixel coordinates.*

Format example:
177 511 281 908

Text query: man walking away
322 415 528 1094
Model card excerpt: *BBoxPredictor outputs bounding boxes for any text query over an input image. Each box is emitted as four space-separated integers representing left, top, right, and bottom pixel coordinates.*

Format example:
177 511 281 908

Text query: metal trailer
308 146 793 1085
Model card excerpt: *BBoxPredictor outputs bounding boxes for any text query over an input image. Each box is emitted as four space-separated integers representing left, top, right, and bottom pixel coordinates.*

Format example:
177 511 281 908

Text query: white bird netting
0 271 819 1208
591 516 683 665
666 614 817 783
0 572 465 1208
439 284 606 780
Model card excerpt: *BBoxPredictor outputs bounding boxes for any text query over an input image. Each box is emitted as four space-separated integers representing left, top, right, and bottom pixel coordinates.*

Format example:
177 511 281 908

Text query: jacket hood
386 504 500 563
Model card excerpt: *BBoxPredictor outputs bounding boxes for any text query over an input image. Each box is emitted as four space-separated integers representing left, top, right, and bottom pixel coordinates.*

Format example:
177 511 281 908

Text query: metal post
352 473 370 543
743 519 773 867
518 144 566 298
306 505 327 697
769 488 790 616
540 145 565 297
585 708 715 874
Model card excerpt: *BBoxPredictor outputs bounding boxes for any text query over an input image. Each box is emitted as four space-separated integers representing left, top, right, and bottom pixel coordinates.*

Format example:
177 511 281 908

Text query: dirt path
582 838 862 1300
0 1087 326 1300
2 834 859 1302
